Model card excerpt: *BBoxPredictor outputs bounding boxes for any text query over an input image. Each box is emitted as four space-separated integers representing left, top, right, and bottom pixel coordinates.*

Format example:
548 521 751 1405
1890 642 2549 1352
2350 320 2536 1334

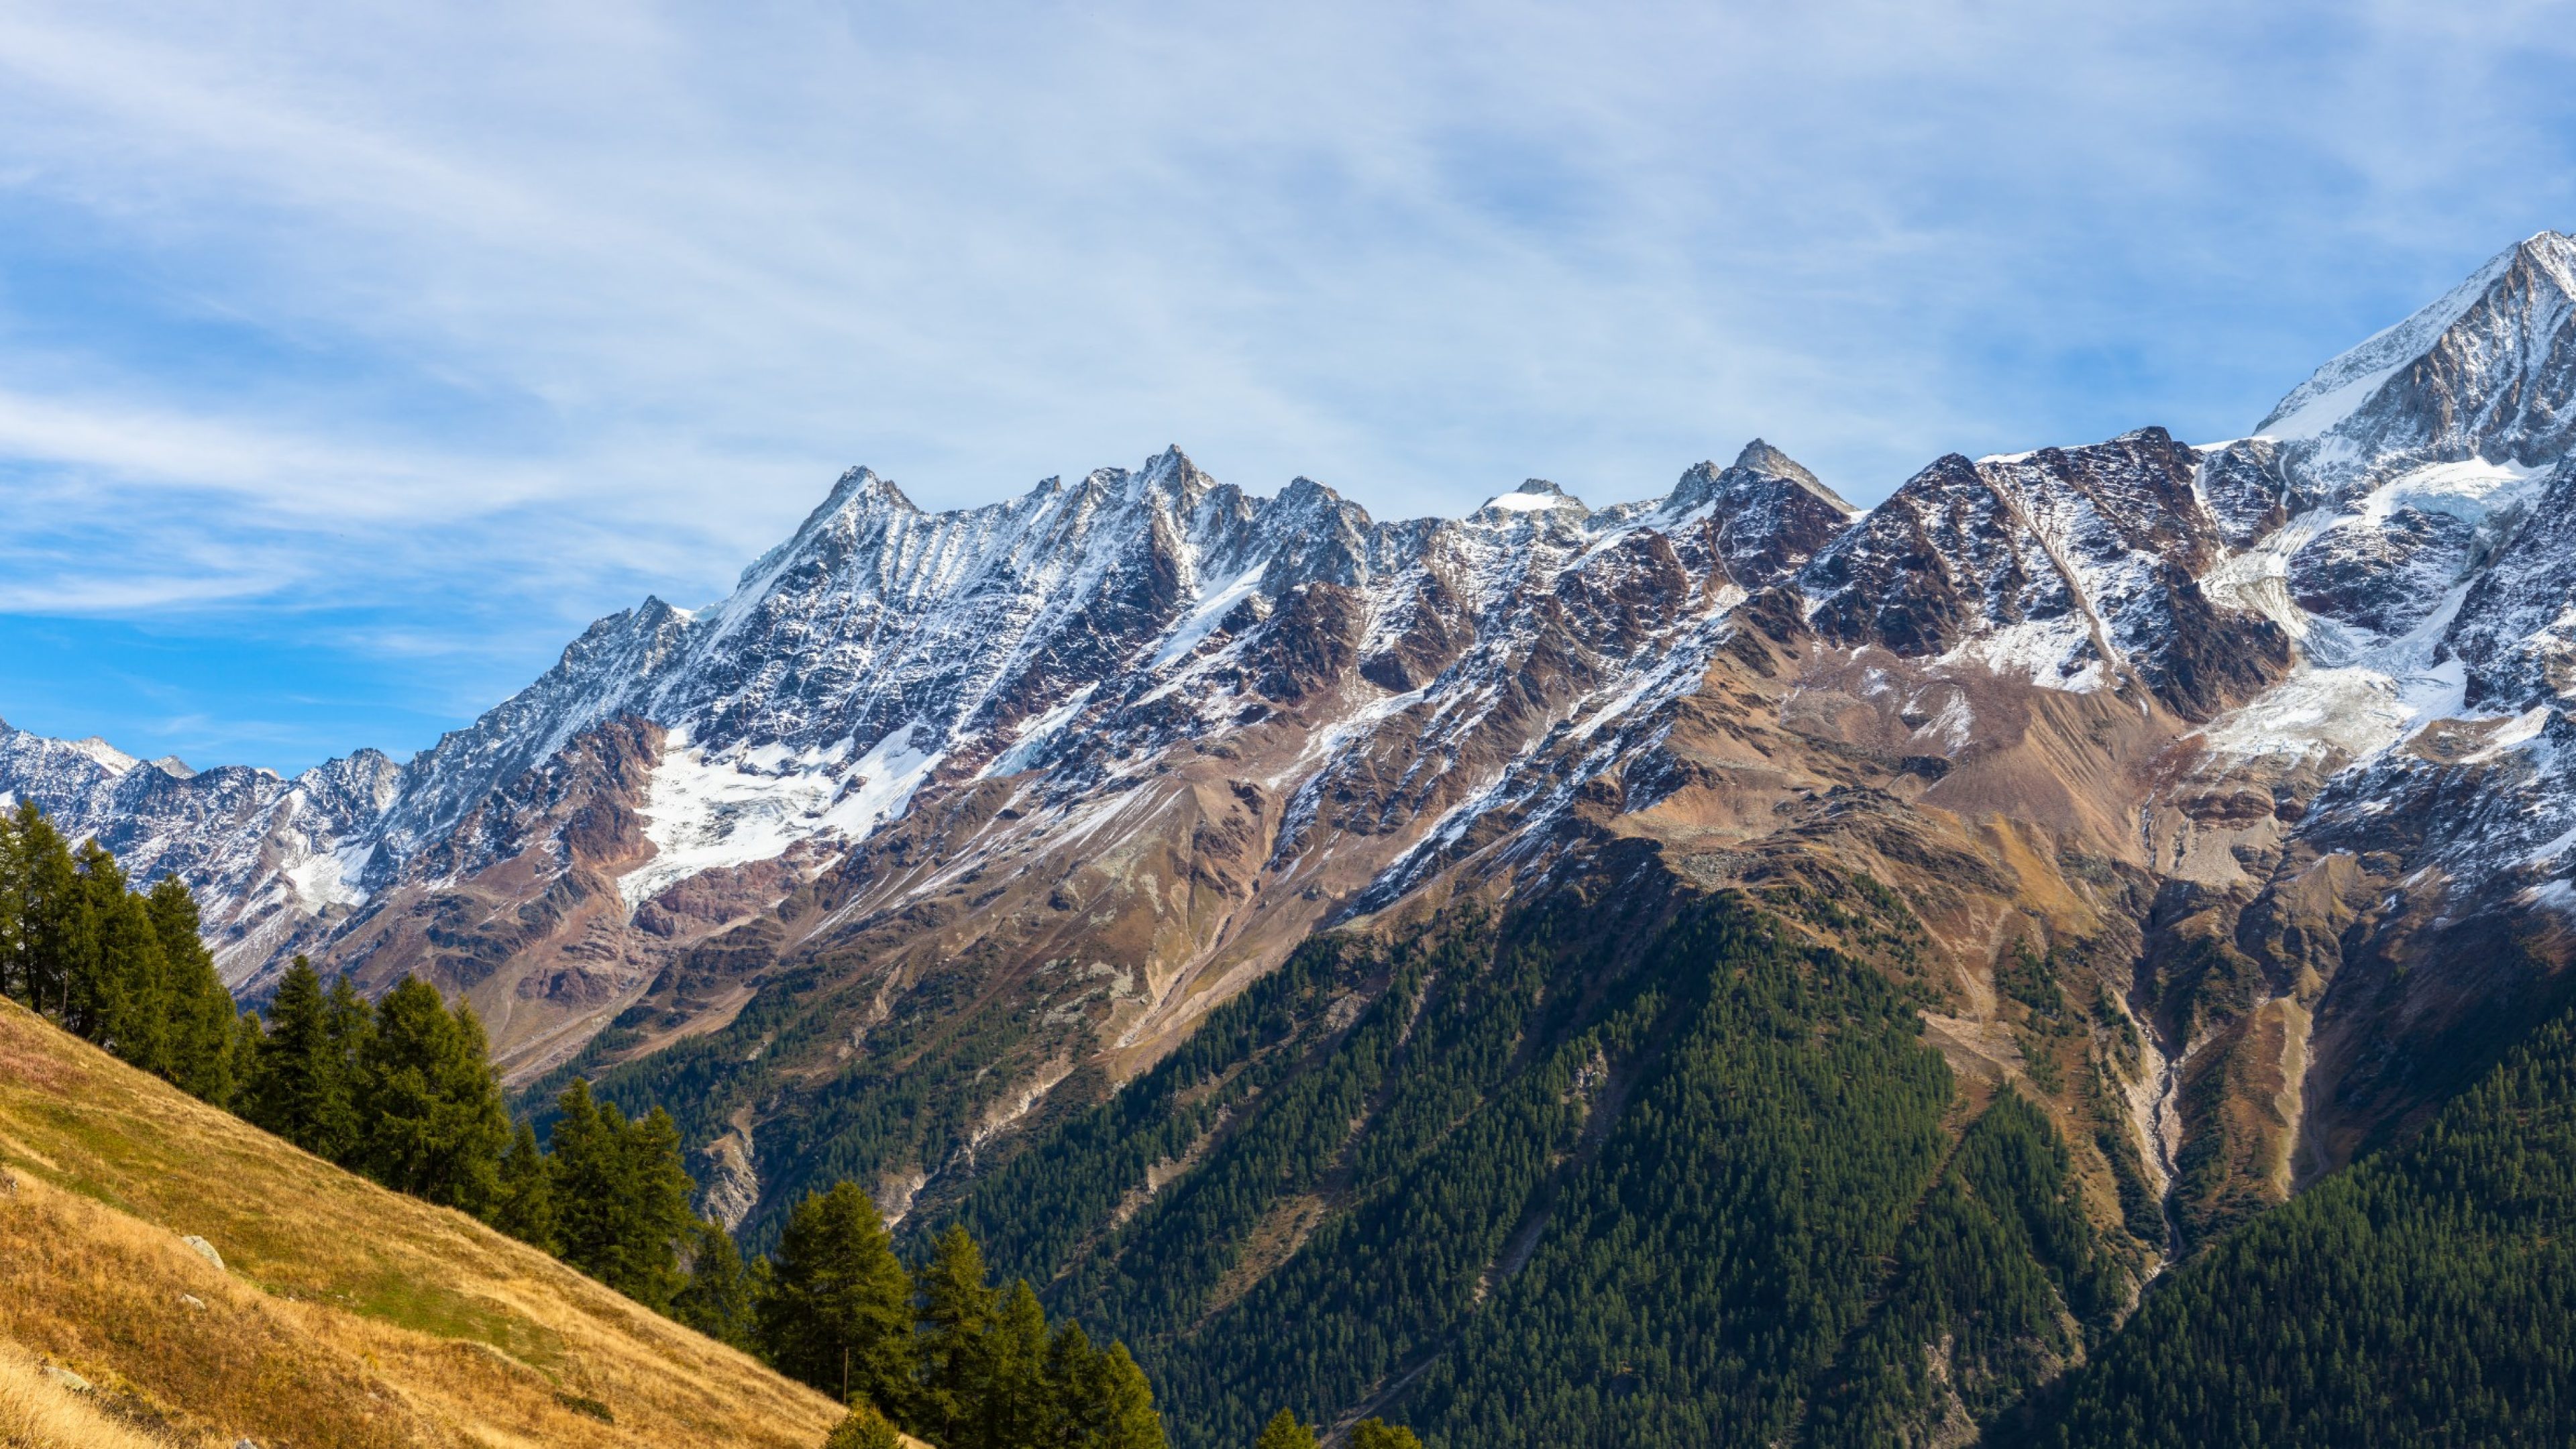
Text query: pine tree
915 1222 1000 1443
6 804 87 1018
549 1080 694 1309
62 840 119 1029
625 1104 698 1309
977 1280 1054 1449
0 805 24 1003
491 1118 558 1251
550 1081 637 1291
1044 1320 1103 1446
227 1010 266 1107
86 875 172 1073
754 1181 916 1414
1052 1320 1171 1449
1087 1342 1168 1449
823 1400 904 1449
355 977 509 1212
1254 1409 1318 1449
1350 1420 1422 1449
241 957 362 1161
144 874 237 1104
56 839 124 1038
0 817 230 1102
324 971 374 1087
674 1218 755 1348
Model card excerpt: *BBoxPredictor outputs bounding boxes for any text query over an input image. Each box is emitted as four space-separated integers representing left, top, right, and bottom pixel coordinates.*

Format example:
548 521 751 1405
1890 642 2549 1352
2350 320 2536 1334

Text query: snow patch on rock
623 723 943 907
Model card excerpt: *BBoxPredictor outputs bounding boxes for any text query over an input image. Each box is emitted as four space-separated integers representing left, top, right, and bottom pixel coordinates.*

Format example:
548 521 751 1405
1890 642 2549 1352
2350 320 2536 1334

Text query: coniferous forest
10 796 2576 1446
945 878 2121 1447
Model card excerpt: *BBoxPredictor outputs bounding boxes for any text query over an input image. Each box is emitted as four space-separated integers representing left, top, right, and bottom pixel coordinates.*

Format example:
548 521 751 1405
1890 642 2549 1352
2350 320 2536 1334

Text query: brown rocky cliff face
307 716 839 1079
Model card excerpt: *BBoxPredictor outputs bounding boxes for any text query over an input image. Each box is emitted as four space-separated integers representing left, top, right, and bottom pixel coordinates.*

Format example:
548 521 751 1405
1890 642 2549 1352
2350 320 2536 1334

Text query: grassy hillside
0 996 845 1449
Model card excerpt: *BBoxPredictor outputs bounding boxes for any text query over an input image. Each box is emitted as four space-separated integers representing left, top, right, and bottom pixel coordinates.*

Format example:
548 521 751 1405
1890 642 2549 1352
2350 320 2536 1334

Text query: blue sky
3 1 2573 774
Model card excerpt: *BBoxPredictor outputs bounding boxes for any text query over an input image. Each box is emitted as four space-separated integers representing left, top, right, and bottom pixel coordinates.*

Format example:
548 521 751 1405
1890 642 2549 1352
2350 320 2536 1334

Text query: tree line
0 802 1173 1448
251 972 1181 1448
0 801 237 1101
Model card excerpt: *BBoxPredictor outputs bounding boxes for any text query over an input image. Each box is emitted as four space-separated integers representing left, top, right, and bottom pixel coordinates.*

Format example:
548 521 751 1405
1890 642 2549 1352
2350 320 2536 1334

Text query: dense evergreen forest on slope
935 871 2133 1448
2017 1005 2576 1447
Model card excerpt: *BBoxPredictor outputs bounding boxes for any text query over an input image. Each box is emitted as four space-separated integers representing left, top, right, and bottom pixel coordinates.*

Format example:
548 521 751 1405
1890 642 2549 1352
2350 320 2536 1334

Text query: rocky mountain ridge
7 229 2576 1279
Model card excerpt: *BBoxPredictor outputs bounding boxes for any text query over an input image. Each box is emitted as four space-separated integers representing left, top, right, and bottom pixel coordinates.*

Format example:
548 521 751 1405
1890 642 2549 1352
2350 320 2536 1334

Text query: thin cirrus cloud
0 0 2572 772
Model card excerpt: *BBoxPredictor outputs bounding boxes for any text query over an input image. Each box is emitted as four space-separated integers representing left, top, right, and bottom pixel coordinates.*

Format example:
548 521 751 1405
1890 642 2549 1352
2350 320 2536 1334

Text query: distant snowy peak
1479 480 1583 515
1631 441 1858 593
1729 438 1856 513
2257 231 2576 494
1801 429 2288 720
2257 240 2531 441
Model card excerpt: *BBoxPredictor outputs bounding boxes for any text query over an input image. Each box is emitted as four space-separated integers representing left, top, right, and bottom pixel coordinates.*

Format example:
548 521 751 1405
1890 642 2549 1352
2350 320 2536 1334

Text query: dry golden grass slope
0 997 845 1449
1 1340 174 1448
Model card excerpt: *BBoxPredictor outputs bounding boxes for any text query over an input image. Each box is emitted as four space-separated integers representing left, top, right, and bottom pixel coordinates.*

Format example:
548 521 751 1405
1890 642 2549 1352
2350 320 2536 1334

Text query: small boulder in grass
182 1234 225 1272
38 1363 93 1394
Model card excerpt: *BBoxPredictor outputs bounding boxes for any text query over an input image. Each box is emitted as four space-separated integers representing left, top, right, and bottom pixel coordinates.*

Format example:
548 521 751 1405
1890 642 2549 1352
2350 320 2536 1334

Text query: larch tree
491 1118 559 1250
1253 1409 1318 1449
241 957 362 1161
355 976 510 1212
755 1181 916 1413
144 873 238 1104
914 1221 1000 1442
674 1218 756 1349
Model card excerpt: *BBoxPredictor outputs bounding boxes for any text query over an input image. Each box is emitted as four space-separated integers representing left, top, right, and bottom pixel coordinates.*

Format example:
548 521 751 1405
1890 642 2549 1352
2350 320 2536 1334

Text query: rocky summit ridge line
8 230 2576 1255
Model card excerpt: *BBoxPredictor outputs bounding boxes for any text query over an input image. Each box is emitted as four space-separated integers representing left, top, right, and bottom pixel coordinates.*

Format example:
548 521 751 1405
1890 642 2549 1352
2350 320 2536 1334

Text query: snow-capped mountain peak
2257 230 2576 496
1729 437 1854 511
1479 479 1584 515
